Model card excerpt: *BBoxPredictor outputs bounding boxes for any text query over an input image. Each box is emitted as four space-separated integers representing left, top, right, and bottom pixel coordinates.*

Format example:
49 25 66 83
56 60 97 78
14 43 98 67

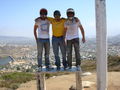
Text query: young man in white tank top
34 8 51 71
64 8 86 71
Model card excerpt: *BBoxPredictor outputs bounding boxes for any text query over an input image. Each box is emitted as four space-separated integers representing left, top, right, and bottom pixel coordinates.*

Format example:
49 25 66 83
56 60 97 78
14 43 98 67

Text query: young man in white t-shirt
64 8 85 71
34 8 51 71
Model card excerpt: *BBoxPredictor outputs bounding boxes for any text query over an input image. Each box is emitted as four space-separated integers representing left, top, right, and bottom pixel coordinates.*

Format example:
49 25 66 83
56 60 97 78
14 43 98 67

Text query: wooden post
76 71 82 90
95 0 107 90
36 73 46 90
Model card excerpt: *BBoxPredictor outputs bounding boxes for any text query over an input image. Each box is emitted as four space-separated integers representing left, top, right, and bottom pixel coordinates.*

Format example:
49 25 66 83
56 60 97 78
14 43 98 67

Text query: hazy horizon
0 33 120 39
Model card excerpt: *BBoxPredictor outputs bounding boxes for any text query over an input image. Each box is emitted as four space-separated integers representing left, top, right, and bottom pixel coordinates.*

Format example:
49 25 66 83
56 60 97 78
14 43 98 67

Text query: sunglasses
40 12 47 15
67 12 74 15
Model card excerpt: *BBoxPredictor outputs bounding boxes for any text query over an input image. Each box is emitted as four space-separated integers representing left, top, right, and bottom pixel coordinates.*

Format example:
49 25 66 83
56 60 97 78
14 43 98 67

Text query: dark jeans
52 36 67 67
37 38 50 67
67 38 81 67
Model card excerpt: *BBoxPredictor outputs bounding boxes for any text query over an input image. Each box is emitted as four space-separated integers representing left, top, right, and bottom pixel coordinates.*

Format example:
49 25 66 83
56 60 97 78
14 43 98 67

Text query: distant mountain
0 36 35 45
85 35 120 46
0 35 120 46
108 34 120 45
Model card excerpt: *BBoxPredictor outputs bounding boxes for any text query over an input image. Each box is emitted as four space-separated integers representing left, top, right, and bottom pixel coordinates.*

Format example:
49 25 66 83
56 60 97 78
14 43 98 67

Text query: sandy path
16 72 120 90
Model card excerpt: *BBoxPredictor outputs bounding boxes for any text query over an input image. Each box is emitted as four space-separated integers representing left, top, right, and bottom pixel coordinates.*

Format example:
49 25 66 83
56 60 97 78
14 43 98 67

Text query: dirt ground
1 72 120 90
16 72 120 90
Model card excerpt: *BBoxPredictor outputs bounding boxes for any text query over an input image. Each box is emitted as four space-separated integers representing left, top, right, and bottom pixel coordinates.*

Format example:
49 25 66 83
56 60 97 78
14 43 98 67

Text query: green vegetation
0 55 120 89
81 55 120 72
0 71 71 89
0 72 35 89
108 55 120 71
81 59 96 72
45 72 72 79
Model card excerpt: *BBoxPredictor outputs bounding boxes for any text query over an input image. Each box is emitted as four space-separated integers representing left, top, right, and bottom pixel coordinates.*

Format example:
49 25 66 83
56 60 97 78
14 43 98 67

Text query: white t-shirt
64 19 81 40
35 19 50 39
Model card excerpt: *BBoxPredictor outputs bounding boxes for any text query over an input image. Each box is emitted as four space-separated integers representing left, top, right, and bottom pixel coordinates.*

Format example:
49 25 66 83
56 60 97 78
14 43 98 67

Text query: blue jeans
67 38 81 67
37 38 50 67
52 36 67 67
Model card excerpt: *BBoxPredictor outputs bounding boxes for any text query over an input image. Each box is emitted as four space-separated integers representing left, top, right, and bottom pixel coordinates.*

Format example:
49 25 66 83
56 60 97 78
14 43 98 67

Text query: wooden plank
76 71 82 90
36 72 46 90
95 0 107 90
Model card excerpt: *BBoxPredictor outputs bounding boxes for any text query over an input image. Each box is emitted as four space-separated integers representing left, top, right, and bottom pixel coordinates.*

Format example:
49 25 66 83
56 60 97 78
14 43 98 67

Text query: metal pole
95 0 107 90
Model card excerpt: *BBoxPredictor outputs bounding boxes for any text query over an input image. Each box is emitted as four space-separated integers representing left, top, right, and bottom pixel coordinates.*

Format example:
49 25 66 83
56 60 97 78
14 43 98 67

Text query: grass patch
45 72 72 79
81 55 120 72
0 71 71 89
0 72 35 89
108 55 120 71
0 55 120 89
81 60 96 72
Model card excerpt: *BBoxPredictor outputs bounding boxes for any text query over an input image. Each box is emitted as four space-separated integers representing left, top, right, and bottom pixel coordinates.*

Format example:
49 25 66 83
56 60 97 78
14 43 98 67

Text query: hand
82 38 85 43
74 17 79 22
65 39 67 46
63 37 67 45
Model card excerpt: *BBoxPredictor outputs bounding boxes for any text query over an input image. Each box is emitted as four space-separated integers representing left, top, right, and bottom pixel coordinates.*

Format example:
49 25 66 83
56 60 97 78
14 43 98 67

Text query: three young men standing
34 8 85 71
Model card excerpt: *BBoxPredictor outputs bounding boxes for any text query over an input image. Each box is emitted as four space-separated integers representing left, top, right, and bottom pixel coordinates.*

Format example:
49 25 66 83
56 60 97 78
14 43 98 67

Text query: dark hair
40 8 48 15
53 10 61 16
66 8 75 16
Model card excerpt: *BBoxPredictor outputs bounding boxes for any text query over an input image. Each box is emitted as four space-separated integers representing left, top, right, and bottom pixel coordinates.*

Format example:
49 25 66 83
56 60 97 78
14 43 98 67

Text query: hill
0 35 120 45
0 36 35 45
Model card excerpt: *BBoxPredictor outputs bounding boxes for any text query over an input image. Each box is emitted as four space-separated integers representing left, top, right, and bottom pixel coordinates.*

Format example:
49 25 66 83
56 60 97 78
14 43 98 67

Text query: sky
0 0 120 38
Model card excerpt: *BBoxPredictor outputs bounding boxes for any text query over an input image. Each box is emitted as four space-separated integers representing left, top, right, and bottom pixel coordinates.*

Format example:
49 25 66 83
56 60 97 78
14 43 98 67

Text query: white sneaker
46 65 54 71
49 65 54 70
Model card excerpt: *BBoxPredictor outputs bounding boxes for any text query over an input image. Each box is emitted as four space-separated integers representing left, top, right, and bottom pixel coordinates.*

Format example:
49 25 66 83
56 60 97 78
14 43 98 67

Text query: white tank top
35 19 50 39
64 19 81 40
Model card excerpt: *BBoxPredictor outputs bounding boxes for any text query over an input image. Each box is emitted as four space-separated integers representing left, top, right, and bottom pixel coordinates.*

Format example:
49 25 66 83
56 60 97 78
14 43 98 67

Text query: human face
40 13 47 19
54 15 60 20
67 12 74 19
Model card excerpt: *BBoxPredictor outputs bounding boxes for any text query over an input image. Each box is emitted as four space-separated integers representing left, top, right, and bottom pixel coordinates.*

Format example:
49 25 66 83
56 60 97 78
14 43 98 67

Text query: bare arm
79 25 85 43
63 27 67 44
74 17 80 22
34 24 38 42
64 27 67 38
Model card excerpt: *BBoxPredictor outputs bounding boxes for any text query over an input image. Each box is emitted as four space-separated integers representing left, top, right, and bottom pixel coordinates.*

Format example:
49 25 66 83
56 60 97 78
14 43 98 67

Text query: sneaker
46 67 50 71
49 65 54 70
66 66 72 71
38 66 42 72
63 66 67 70
68 66 72 69
57 66 60 71
76 65 82 72
46 65 54 71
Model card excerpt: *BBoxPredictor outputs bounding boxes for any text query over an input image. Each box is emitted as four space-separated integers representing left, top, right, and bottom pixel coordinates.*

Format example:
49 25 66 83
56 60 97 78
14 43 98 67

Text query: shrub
0 72 35 89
